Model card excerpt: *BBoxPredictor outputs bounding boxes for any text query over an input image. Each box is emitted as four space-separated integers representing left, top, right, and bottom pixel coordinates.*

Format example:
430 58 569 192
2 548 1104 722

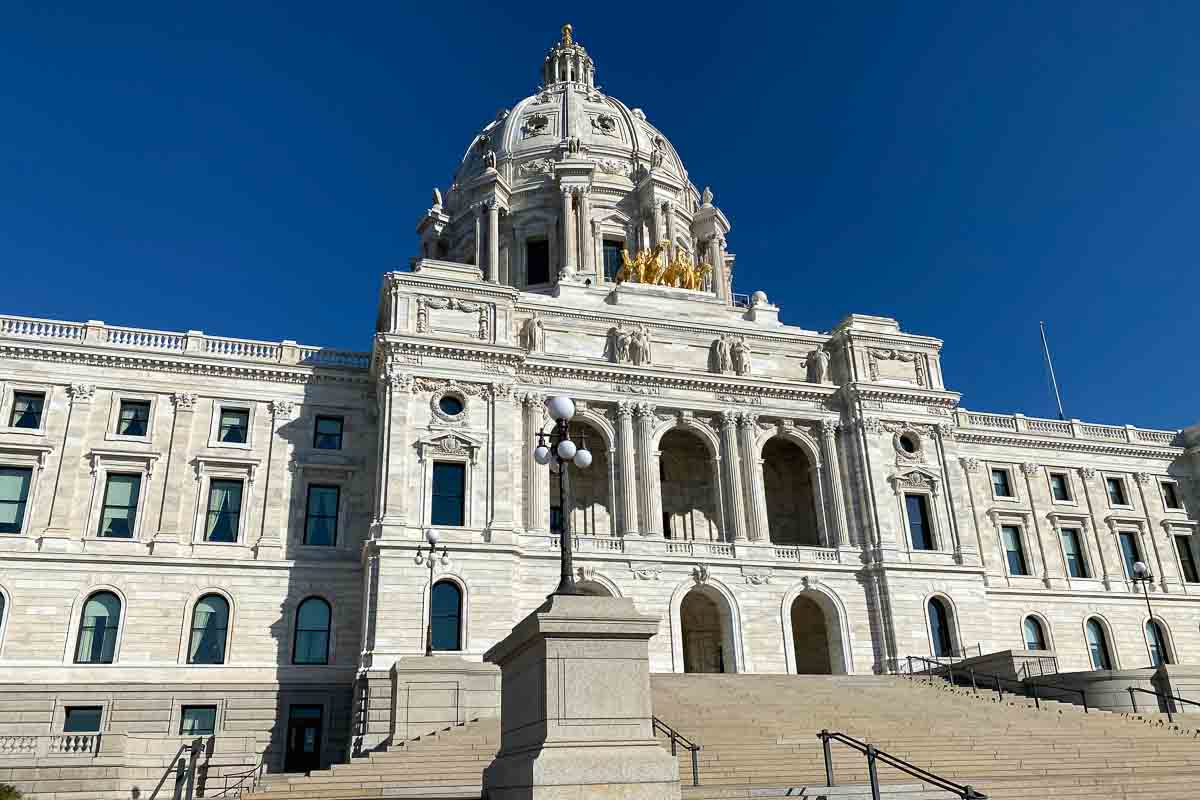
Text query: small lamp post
533 395 592 597
415 528 449 656
1130 560 1158 665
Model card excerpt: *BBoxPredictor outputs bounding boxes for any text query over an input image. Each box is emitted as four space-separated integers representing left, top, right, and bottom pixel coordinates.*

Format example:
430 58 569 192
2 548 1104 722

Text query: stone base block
483 741 680 800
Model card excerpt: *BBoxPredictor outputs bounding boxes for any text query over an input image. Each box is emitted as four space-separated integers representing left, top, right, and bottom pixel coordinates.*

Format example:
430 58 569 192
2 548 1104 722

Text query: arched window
1085 618 1112 670
187 594 230 665
927 598 954 658
0 591 6 645
1147 620 1171 666
75 591 121 664
430 581 462 651
293 598 331 665
1023 616 1048 651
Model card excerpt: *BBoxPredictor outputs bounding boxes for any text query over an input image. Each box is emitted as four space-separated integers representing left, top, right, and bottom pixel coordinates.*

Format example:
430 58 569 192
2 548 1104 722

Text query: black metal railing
653 716 700 786
148 738 204 800
817 730 987 800
1016 655 1060 679
1127 687 1200 723
208 750 269 797
901 655 1088 713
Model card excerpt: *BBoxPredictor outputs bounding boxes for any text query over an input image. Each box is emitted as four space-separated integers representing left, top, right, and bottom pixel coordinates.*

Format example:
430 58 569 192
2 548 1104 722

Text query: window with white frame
1117 531 1141 578
1060 528 1089 578
991 467 1015 499
1022 616 1048 650
303 485 340 546
1105 476 1130 507
63 706 103 732
203 480 244 543
209 402 255 449
904 493 935 551
431 462 466 527
0 467 33 534
97 474 141 538
180 705 217 736
1001 524 1030 575
105 394 156 442
1048 472 1072 502
1175 535 1199 584
74 591 121 664
1085 618 1113 669
187 594 231 664
1161 481 1183 511
7 390 46 431
191 457 257 545
1146 620 1171 666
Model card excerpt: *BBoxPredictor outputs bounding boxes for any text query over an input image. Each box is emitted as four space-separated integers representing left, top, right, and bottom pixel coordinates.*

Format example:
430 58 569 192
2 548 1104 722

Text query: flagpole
1039 321 1066 421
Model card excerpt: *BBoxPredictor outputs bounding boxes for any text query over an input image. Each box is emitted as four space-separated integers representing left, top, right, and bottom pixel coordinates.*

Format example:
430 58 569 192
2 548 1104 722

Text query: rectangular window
1061 528 1088 578
991 468 1013 498
204 479 244 542
1162 482 1182 510
1001 525 1029 575
431 462 466 527
1118 531 1141 577
1175 536 1199 584
526 239 550 285
116 400 151 437
9 391 45 429
218 408 250 444
98 473 141 538
0 467 33 534
1049 473 1071 502
905 494 934 551
602 239 623 282
63 706 102 733
313 416 344 450
304 485 340 546
180 705 217 736
1106 477 1128 506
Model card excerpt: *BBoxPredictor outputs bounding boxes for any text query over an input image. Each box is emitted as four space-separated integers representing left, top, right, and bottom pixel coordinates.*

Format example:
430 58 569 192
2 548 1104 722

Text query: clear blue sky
2 3 1196 429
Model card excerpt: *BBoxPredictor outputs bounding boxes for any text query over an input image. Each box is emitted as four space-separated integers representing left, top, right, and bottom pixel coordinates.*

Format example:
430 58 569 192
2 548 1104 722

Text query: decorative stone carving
1020 462 1041 476
859 417 884 435
1133 472 1153 485
520 315 545 352
630 325 652 366
522 112 549 137
712 336 732 374
1078 467 1097 481
891 469 939 495
416 296 489 341
593 158 631 176
692 564 710 583
607 324 652 365
589 113 618 136
934 422 956 441
650 136 667 169
742 570 772 586
714 393 762 406
430 384 469 424
867 348 928 387
701 186 713 206
171 392 198 410
631 565 661 580
67 383 95 401
269 399 295 418
960 457 981 472
517 158 555 177
613 383 660 396
577 565 597 582
383 368 416 393
807 345 832 385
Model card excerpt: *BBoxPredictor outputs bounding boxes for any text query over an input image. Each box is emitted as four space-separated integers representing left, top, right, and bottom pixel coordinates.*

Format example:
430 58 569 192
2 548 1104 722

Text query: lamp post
1130 560 1158 665
415 528 449 656
532 395 593 597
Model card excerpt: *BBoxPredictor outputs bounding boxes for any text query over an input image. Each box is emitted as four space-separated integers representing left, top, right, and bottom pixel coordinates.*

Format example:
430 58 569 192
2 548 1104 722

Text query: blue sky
2 3 1196 429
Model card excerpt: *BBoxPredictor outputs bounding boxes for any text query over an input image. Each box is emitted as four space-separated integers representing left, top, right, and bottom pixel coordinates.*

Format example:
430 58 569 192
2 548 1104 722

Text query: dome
418 24 732 304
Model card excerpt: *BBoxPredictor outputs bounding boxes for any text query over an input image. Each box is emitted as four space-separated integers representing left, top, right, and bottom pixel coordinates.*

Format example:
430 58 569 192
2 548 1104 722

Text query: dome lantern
543 23 595 88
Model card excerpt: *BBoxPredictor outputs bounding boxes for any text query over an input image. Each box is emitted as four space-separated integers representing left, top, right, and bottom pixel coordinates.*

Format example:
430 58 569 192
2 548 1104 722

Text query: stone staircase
243 673 1200 800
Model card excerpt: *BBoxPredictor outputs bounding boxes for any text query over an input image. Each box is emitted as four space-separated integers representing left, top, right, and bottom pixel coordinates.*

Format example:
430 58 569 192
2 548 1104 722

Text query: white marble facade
0 24 1198 776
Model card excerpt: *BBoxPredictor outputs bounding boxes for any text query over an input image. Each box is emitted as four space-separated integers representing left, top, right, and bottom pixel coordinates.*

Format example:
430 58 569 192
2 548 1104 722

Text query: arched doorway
660 429 721 541
928 597 954 658
790 595 833 674
551 420 614 536
680 587 734 673
762 438 821 546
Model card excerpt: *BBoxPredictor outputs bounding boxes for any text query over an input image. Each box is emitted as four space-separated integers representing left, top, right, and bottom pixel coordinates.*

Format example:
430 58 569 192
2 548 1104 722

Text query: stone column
634 403 664 536
375 369 414 535
578 188 594 275
487 200 500 283
523 394 549 532
252 399 294 558
708 235 726 299
473 204 483 268
819 420 851 547
737 413 769 542
560 189 576 277
44 384 96 540
653 203 665 245
151 391 198 549
719 410 748 542
616 402 639 536
665 201 676 255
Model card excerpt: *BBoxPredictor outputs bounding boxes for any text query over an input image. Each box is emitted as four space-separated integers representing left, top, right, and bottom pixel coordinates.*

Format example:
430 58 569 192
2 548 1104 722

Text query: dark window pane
180 705 217 736
1061 529 1088 578
0 466 33 534
602 240 623 282
314 416 344 450
1086 620 1111 669
219 409 249 443
117 400 151 437
1119 532 1140 577
905 494 934 550
98 474 140 538
304 485 339 546
430 581 462 651
1002 525 1028 575
438 396 464 416
431 463 466 527
1023 617 1046 650
64 706 102 732
1162 482 1181 510
991 469 1012 497
1050 473 1071 501
527 239 550 285
293 598 331 664
1147 621 1170 666
1175 536 1199 583
10 392 45 429
205 479 243 542
1106 477 1128 505
75 592 120 664
928 599 953 658
188 594 229 664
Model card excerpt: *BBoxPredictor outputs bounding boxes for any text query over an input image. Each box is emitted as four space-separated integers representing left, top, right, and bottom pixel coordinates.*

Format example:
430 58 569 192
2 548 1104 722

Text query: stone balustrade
520 532 842 564
956 408 1181 447
0 733 101 758
0 314 370 370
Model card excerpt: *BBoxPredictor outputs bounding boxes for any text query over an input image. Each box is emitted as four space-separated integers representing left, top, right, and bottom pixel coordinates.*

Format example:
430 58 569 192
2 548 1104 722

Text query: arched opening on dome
551 420 612 536
681 587 735 673
763 437 821 546
659 429 721 541
790 594 839 675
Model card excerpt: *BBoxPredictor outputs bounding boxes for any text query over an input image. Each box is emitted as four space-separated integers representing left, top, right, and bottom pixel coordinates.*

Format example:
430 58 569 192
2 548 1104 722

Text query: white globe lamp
533 444 551 465
425 528 440 547
573 447 593 468
556 439 577 460
546 395 576 421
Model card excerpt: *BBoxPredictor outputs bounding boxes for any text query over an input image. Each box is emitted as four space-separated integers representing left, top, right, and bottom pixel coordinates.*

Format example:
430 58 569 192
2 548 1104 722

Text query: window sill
991 495 1020 503
1 426 48 437
205 441 254 452
104 432 153 445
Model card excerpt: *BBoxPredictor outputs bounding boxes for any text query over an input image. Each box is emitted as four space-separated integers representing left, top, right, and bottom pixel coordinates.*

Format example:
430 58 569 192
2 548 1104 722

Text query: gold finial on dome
561 23 573 46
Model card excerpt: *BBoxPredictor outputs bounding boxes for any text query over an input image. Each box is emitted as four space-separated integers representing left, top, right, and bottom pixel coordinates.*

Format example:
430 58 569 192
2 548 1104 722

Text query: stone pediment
888 467 940 495
416 431 484 464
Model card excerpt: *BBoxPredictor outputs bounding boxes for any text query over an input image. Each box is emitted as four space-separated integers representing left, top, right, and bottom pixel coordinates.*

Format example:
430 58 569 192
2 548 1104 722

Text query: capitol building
0 23 1198 791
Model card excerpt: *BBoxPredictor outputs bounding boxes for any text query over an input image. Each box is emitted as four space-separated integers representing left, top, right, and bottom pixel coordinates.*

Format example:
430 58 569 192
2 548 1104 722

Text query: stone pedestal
482 594 680 800
391 655 501 743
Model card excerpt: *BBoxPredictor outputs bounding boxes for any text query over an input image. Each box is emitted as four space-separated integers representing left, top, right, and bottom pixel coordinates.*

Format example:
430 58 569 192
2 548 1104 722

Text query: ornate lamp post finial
561 23 573 46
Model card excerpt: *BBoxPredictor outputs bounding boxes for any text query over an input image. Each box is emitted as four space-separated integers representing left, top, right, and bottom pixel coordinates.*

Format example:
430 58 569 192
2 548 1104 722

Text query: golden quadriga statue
616 241 711 291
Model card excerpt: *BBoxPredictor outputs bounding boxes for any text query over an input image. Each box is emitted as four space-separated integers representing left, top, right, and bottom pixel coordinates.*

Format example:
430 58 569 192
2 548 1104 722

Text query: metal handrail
208 750 269 798
148 738 204 800
1127 686 1200 724
652 716 700 786
901 655 1089 713
818 729 987 800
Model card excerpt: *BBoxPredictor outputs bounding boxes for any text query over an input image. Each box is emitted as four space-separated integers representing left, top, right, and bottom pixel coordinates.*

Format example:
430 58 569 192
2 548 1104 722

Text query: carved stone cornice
171 392 198 410
956 430 1181 461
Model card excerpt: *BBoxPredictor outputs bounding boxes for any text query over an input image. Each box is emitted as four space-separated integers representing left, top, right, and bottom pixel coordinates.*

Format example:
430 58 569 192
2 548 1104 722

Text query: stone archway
762 437 820 546
680 587 734 673
660 429 722 541
576 580 612 597
790 595 833 674
552 419 614 536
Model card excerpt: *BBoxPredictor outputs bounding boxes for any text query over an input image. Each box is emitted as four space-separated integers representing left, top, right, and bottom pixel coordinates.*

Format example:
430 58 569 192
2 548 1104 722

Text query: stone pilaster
616 402 639 536
473 204 483 268
737 413 768 542
634 403 663 536
152 392 198 548
44 384 95 539
523 393 549 532
577 188 594 275
486 199 500 283
489 384 518 535
254 398 294 559
819 419 851 547
560 189 576 276
719 410 748 542
374 369 414 535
